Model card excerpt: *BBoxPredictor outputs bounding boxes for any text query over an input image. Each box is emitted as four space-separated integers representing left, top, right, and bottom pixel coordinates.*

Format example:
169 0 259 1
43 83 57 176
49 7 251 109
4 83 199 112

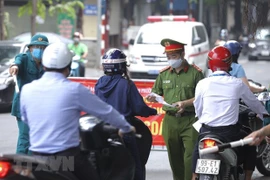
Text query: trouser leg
79 62 85 77
181 118 198 180
33 147 100 180
162 115 191 180
16 118 31 155
123 134 144 180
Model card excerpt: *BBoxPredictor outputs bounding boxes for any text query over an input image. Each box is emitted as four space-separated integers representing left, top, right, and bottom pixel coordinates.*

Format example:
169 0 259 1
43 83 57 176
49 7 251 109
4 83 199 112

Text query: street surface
0 55 269 179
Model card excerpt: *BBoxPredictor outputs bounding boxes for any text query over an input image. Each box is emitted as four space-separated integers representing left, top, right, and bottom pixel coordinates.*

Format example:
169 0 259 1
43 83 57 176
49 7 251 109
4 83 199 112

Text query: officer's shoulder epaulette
159 66 171 73
15 53 28 60
192 64 202 72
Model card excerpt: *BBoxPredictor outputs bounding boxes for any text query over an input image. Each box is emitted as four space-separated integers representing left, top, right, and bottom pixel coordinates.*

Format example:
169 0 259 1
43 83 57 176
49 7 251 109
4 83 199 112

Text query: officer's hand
9 65 19 75
172 101 186 113
245 129 265 146
118 126 136 137
146 95 158 103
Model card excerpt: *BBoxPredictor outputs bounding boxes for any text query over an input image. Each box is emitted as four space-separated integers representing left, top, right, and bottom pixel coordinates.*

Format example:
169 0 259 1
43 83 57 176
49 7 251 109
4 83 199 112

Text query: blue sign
84 4 98 16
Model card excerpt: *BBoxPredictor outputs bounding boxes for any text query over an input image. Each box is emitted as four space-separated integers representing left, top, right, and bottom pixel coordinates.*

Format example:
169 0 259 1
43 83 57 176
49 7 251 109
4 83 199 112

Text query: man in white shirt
191 46 268 180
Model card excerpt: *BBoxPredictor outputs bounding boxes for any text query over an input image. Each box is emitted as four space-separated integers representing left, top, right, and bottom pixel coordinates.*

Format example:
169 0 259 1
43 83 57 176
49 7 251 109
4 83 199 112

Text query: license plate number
261 50 270 56
148 70 159 75
195 159 220 175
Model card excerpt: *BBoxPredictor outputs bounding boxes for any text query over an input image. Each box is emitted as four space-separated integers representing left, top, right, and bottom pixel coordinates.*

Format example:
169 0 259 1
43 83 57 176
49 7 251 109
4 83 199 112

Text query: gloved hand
119 126 136 137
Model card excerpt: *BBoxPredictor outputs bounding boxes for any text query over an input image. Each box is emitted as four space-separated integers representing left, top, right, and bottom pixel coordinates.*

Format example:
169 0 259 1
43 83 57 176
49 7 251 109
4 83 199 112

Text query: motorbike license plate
195 159 220 175
261 50 270 56
148 70 159 75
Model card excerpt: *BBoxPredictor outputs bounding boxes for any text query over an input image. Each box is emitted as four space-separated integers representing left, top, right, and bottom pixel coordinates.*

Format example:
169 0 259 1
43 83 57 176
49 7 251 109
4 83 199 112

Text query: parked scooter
69 55 81 77
0 115 136 180
195 91 270 179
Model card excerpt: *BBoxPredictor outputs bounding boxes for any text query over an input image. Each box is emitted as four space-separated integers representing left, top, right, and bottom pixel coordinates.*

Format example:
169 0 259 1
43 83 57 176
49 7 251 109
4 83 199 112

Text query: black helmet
102 48 127 74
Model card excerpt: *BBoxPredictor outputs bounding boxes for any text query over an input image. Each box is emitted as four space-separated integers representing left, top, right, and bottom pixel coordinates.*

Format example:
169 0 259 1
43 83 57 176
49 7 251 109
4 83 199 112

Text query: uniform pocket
181 82 194 89
27 68 39 80
27 68 38 75
162 83 173 89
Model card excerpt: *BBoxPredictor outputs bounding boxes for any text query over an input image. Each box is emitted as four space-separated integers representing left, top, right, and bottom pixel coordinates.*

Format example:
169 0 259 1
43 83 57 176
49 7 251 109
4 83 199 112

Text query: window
196 26 207 43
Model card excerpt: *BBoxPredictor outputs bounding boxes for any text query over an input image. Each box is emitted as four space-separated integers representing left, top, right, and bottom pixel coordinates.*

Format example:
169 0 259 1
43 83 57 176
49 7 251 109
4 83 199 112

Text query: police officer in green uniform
147 38 204 180
9 34 49 154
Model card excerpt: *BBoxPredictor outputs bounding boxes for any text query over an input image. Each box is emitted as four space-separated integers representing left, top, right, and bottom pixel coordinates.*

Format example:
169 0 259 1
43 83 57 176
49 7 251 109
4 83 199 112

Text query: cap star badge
164 41 170 47
38 37 43 41
160 38 186 53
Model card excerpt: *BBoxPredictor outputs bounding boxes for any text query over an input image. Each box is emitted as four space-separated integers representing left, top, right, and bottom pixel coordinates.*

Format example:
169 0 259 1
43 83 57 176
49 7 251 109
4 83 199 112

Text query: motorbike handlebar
102 125 118 134
199 138 253 155
102 125 142 138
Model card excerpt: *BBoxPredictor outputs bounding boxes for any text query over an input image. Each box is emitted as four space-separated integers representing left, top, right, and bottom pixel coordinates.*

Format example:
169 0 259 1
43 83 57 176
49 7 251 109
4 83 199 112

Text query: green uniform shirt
68 43 88 61
152 62 204 114
11 51 44 118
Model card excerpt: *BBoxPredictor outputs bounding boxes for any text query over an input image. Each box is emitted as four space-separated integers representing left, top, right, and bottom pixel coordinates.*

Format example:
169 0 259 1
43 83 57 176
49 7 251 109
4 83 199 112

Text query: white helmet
42 42 73 69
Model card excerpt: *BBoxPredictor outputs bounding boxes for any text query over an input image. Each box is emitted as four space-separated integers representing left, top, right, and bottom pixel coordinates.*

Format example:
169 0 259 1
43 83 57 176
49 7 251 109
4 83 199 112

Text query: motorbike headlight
79 115 101 131
248 43 256 48
258 92 270 102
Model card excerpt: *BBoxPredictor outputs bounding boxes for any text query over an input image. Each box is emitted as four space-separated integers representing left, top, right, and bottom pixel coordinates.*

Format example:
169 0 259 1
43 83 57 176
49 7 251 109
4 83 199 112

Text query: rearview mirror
129 39 135 45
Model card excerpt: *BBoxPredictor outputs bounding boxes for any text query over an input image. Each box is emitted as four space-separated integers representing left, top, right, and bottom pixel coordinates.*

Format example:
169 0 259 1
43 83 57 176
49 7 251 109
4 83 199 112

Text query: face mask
74 38 79 43
32 48 44 60
168 58 183 68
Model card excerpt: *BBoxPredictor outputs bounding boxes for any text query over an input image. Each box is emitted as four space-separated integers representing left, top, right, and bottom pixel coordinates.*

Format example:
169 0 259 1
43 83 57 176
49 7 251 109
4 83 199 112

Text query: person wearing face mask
146 38 204 180
9 34 49 155
20 42 136 180
68 32 88 77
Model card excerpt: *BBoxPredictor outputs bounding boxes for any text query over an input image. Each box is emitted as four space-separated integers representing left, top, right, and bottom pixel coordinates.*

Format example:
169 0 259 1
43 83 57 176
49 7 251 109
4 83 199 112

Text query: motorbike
0 114 136 180
240 36 249 56
195 91 270 179
69 55 81 77
198 137 254 180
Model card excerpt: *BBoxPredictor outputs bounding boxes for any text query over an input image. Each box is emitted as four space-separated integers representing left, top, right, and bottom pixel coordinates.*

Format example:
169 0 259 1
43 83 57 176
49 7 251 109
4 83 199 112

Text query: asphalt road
0 55 269 180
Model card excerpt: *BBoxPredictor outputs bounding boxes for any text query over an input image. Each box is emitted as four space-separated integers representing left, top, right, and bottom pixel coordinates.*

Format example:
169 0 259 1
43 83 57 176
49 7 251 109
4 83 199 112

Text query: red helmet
208 46 232 72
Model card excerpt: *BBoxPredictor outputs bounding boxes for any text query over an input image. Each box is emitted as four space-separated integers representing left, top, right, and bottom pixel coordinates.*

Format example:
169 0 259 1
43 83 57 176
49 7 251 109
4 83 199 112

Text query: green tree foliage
18 0 84 20
205 0 217 5
3 12 13 39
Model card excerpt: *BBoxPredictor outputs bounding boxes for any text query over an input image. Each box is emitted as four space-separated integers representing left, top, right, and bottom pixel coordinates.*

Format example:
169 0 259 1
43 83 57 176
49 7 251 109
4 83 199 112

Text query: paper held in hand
193 121 202 132
147 92 176 108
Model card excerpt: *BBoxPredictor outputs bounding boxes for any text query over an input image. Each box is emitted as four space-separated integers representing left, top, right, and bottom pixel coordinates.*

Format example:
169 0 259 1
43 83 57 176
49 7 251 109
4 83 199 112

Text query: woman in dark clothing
95 48 157 180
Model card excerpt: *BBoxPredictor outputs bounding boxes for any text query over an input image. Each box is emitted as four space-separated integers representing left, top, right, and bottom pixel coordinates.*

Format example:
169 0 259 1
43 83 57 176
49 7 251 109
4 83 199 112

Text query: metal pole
0 0 4 40
199 0 203 22
169 0 173 15
105 0 109 51
31 0 37 37
96 0 102 68
101 0 106 56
